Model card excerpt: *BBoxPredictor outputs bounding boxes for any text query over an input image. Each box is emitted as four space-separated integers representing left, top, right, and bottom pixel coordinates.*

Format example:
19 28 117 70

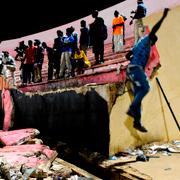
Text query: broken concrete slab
0 128 40 146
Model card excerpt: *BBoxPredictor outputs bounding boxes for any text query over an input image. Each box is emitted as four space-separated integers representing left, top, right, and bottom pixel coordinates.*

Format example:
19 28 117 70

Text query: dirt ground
128 153 180 180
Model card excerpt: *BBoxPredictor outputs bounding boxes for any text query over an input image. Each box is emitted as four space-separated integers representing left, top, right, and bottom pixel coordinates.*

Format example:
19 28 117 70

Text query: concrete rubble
0 125 179 180
0 128 101 180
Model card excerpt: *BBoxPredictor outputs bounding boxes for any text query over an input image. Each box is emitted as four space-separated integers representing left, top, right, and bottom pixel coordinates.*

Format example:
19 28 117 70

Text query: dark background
0 0 125 41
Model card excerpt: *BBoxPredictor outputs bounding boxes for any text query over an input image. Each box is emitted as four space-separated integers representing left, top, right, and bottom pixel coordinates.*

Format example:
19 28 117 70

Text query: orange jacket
112 16 124 35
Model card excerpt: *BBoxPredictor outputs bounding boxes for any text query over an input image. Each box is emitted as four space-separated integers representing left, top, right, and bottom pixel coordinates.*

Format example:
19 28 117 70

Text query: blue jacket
130 35 151 69
62 35 75 53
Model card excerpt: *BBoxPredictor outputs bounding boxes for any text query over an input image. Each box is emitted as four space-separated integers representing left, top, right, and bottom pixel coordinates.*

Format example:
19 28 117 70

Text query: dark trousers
23 64 34 84
48 62 54 80
71 59 85 76
54 52 61 79
93 40 104 63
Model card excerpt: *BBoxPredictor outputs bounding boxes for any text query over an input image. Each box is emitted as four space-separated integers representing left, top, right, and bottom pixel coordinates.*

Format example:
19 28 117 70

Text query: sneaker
99 61 104 64
133 124 148 133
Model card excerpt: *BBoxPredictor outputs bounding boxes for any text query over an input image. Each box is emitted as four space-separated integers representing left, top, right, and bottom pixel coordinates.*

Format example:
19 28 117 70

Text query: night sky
0 0 125 41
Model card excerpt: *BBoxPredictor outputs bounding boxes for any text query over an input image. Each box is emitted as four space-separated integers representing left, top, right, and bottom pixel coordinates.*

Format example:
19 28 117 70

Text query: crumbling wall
2 84 120 156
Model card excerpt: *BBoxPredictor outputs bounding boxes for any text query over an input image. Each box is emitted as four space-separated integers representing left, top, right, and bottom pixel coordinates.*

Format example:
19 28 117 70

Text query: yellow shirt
74 50 91 68
112 16 124 35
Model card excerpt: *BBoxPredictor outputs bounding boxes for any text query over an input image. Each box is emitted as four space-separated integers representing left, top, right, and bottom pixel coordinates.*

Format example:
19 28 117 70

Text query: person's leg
128 67 150 111
134 19 139 44
70 59 76 77
37 64 42 82
119 34 124 52
11 71 16 86
112 35 115 52
95 52 99 64
33 64 38 83
123 24 126 45
53 53 61 79
27 64 32 84
93 44 100 64
131 86 146 130
128 84 147 132
65 51 72 77
127 66 149 132
99 41 104 63
22 64 28 85
30 64 35 83
77 59 85 74
113 35 118 53
59 52 66 78
20 63 24 82
48 62 53 80
137 19 145 40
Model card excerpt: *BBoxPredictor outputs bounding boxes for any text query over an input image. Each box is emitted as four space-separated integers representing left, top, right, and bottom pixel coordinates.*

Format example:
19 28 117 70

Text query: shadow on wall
4 88 110 155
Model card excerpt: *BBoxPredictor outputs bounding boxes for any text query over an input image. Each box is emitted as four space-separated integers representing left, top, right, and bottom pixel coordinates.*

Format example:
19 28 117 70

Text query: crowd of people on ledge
0 0 147 87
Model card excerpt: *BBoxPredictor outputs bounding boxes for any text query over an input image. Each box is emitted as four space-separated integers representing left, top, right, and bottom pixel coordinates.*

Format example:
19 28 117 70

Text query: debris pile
96 140 180 179
0 128 101 180
141 140 180 155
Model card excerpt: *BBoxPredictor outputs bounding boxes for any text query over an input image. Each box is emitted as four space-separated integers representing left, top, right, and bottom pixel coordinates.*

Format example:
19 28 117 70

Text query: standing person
79 20 89 55
59 27 75 78
14 41 28 82
130 0 147 44
14 41 28 60
53 30 63 79
0 51 16 86
69 26 78 53
22 40 36 86
89 10 107 65
126 8 169 132
112 10 125 53
112 14 127 52
42 42 54 81
34 39 44 83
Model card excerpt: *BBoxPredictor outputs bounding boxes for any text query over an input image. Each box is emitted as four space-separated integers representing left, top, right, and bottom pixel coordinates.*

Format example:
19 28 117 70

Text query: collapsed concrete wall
0 84 120 155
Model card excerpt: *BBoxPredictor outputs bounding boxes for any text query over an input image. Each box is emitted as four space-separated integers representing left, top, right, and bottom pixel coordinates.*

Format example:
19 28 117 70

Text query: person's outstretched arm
149 8 169 37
